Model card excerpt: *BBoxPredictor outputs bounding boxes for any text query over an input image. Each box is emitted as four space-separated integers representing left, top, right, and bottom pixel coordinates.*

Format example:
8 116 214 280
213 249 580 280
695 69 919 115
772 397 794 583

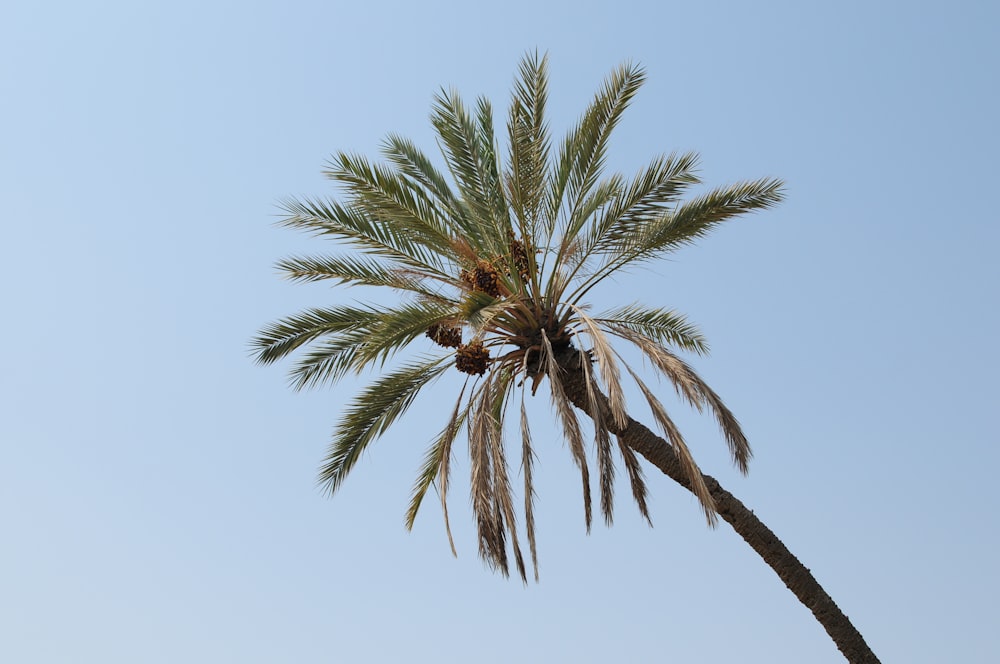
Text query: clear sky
2 1 997 662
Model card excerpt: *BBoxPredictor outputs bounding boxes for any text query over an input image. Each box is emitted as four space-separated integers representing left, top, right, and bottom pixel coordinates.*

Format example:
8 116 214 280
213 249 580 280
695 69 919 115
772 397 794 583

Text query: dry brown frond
520 397 539 581
540 331 593 530
569 304 627 428
470 380 506 572
577 346 615 525
614 326 751 473
626 366 717 524
596 425 615 526
692 381 752 474
487 386 526 581
438 383 468 557
616 438 652 526
610 326 703 407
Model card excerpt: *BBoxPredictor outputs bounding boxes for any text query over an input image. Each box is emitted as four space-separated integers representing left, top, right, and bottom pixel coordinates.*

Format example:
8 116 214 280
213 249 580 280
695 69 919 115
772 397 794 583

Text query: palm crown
253 53 784 582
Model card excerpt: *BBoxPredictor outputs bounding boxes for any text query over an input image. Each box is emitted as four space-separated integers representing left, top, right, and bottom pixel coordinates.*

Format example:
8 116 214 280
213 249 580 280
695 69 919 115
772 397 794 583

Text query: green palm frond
431 90 508 255
506 51 550 241
279 196 450 276
288 300 455 390
251 305 382 366
324 152 457 259
624 177 785 265
275 253 445 294
318 356 450 495
582 152 700 260
549 61 645 243
381 134 467 224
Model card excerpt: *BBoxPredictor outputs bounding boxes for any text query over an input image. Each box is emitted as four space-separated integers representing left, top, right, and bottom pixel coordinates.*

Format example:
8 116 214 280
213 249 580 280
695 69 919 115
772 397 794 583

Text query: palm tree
252 53 879 663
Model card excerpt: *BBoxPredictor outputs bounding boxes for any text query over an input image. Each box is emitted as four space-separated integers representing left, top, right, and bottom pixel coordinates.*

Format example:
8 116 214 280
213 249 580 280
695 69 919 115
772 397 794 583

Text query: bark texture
555 349 880 664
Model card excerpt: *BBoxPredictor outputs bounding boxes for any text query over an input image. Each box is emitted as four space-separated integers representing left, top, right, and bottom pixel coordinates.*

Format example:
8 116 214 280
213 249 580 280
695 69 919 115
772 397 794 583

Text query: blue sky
2 1 997 662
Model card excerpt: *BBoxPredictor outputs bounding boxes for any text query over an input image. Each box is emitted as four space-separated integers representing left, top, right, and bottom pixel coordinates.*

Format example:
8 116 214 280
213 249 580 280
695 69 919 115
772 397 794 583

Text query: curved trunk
555 350 880 664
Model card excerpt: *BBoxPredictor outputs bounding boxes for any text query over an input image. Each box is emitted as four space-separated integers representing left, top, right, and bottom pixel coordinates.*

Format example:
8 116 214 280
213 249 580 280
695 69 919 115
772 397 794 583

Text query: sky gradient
3 1 998 662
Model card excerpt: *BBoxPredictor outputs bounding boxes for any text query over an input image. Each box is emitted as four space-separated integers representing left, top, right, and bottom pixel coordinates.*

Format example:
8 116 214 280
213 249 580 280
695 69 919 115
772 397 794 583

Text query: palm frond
547 62 646 242
625 365 717 525
474 96 513 236
287 301 454 390
318 356 450 495
616 438 652 526
608 325 704 406
520 395 539 581
577 152 700 272
431 90 507 256
469 375 507 574
541 331 592 531
485 369 527 581
325 152 456 257
506 51 550 242
617 328 751 472
251 305 383 366
275 253 447 295
381 133 467 224
625 177 785 265
577 347 616 526
405 382 469 554
279 196 449 275
599 304 709 355
567 304 627 428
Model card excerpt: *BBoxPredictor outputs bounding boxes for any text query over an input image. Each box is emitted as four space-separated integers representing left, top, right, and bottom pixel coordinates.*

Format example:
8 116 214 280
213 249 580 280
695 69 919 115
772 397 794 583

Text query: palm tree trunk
555 349 880 664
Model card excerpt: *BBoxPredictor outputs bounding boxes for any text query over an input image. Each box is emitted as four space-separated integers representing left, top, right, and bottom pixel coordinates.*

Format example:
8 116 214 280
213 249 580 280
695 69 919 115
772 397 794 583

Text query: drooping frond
318 356 450 495
577 346 616 526
615 327 751 473
485 369 527 581
519 395 539 581
540 331 592 530
405 382 469 546
625 365 717 524
469 374 509 574
616 438 652 526
567 304 627 428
